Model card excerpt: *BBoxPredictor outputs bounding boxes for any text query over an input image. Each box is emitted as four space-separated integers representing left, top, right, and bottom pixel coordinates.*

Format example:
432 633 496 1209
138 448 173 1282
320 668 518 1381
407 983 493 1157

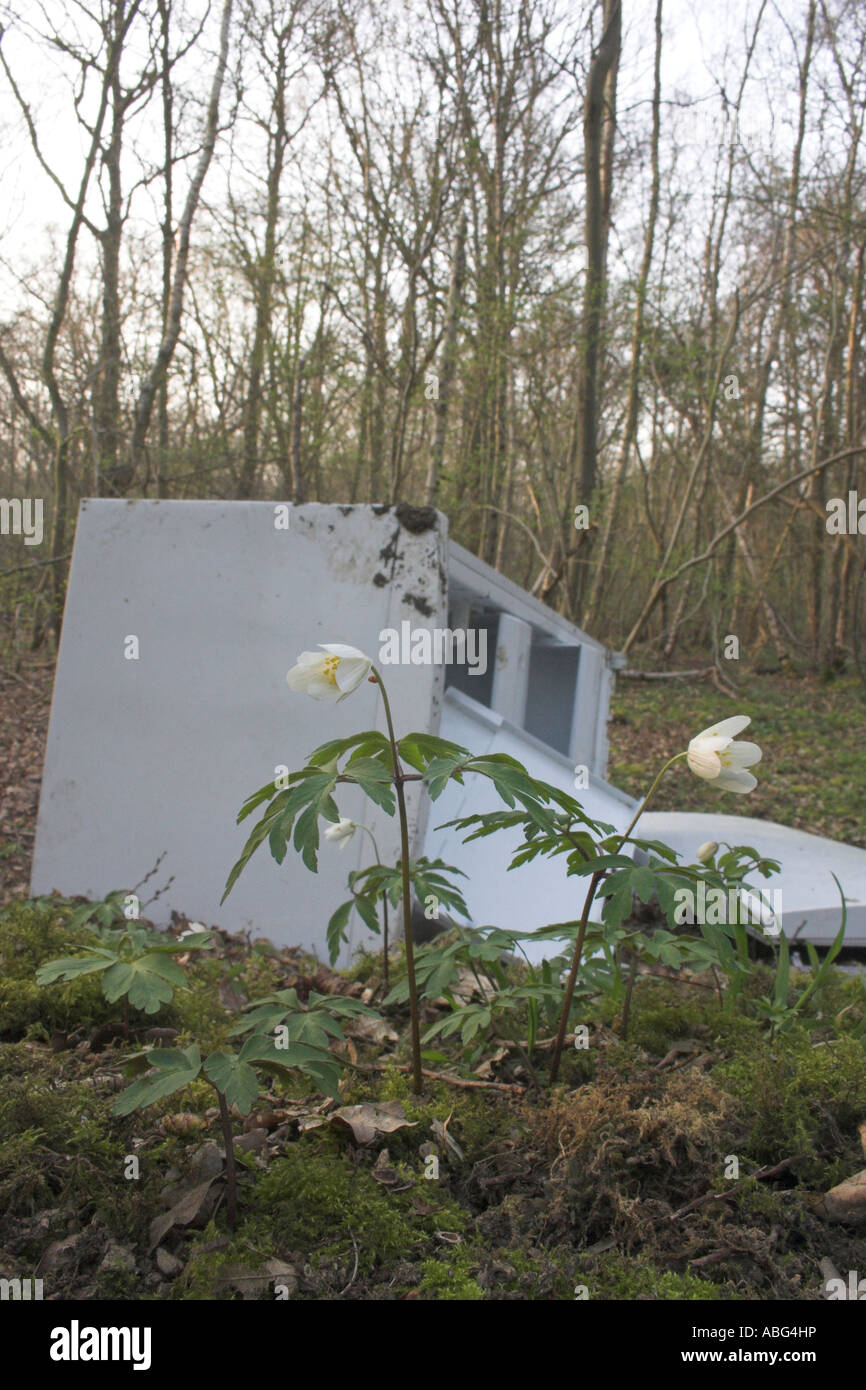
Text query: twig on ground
667 1155 806 1221
0 667 44 694
339 1229 360 1297
350 1060 526 1094
0 552 71 579
618 666 715 681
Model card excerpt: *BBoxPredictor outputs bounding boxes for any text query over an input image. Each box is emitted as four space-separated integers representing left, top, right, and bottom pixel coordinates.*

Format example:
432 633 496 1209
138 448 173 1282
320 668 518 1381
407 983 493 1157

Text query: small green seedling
113 989 377 1226
36 917 214 1024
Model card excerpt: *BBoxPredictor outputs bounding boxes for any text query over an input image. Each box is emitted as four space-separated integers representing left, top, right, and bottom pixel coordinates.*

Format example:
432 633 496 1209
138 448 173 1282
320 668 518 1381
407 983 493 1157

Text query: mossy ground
0 898 864 1300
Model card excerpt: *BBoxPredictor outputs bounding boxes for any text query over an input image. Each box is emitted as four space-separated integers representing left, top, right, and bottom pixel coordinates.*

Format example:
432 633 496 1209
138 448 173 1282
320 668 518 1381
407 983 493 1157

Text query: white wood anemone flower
286 643 373 702
686 715 762 794
324 818 357 850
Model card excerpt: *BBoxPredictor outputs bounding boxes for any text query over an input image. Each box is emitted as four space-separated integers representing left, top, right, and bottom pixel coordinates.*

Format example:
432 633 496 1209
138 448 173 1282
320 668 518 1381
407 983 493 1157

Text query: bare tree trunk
237 15 290 500
95 3 130 496
157 0 174 498
585 0 660 628
127 0 233 481
622 302 740 653
836 241 864 651
575 0 620 507
425 214 466 505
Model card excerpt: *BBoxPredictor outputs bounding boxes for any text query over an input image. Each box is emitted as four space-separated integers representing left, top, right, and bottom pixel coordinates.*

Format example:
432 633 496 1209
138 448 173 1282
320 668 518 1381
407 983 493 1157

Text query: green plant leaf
342 755 396 815
598 869 636 928
291 773 340 872
204 1050 260 1115
236 778 280 822
112 1045 202 1116
464 753 546 809
397 732 470 772
238 1035 342 1098
307 731 391 766
423 755 469 800
354 894 382 935
222 791 292 901
327 900 353 964
101 953 187 1013
773 931 791 1010
36 949 118 985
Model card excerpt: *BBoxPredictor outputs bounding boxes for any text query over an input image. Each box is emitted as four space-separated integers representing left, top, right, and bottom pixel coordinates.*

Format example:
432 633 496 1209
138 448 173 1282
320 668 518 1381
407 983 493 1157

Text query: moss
0 898 299 1052
625 1000 712 1056
173 1136 476 1300
2 886 863 1302
90 1264 141 1300
164 977 231 1052
418 1252 485 1300
575 1251 735 1300
171 947 288 1051
0 901 114 1038
174 1224 280 1301
594 975 766 1056
0 1042 165 1247
336 1065 523 1169
0 900 91 974
716 1027 866 1182
340 946 388 985
251 1143 463 1267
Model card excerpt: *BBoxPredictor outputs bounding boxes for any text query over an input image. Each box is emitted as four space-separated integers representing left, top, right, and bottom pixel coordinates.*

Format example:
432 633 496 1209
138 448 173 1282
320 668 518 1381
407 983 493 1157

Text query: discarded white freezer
31 499 866 959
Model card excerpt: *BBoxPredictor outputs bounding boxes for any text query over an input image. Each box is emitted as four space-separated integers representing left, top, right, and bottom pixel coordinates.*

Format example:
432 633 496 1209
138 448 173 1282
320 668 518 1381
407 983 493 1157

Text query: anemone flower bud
324 818 357 850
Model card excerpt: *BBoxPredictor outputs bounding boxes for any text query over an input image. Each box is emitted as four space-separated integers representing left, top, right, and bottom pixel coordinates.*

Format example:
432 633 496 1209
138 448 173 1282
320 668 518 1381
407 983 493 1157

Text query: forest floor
1 655 865 1300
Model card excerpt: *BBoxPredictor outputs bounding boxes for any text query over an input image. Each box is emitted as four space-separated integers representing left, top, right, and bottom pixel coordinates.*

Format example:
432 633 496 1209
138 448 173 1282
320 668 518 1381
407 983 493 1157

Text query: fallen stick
0 552 71 579
689 1248 738 1269
668 1154 807 1221
819 1256 841 1295
617 666 715 681
350 1060 527 1094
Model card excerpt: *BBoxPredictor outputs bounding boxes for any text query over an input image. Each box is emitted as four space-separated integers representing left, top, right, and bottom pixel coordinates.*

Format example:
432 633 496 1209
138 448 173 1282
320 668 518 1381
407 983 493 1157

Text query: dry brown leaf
218 978 248 1012
36 1218 106 1277
433 967 494 1007
215 1259 297 1299
347 1015 400 1045
431 1116 464 1162
371 1148 414 1190
148 1177 217 1251
161 1111 206 1136
155 1246 184 1277
824 1168 866 1223
330 1101 417 1146
473 1045 509 1079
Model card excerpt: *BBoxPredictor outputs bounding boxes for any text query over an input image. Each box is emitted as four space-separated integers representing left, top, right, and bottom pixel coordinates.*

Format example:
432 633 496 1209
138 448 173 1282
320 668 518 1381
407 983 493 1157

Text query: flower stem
355 823 390 991
216 1088 238 1231
371 666 422 1094
618 752 688 847
548 751 687 1083
549 870 602 1083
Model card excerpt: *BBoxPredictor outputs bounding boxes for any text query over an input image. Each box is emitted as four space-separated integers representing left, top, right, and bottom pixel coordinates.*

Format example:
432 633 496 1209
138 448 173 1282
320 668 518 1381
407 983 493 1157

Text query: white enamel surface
32 500 447 962
422 688 638 963
636 811 866 946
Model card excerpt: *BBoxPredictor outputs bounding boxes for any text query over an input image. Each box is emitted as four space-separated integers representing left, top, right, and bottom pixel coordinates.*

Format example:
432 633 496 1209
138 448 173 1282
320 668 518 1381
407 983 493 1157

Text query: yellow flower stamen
322 655 340 685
